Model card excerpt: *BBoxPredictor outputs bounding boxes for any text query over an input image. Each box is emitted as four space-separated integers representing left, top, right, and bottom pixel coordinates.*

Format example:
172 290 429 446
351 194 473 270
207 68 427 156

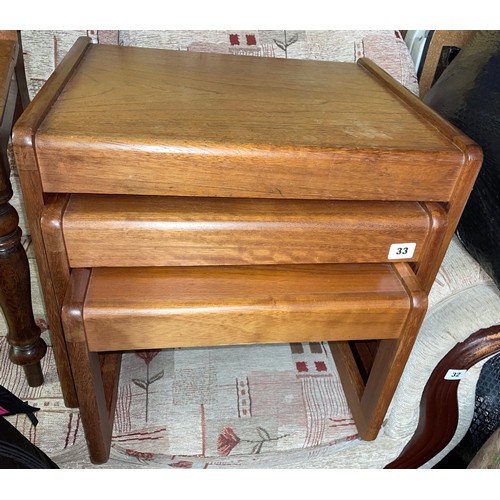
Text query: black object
433 355 500 468
0 384 40 426
424 30 500 289
0 417 59 469
0 385 59 469
467 354 500 453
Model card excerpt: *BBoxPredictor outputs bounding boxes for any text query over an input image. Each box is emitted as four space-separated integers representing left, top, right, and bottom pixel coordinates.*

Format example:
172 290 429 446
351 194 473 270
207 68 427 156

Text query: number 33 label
388 243 416 259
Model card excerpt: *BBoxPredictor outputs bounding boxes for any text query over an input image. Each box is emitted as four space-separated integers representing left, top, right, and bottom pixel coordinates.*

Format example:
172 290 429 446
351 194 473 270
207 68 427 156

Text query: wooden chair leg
14 31 30 111
0 206 46 386
1 36 45 386
61 268 120 464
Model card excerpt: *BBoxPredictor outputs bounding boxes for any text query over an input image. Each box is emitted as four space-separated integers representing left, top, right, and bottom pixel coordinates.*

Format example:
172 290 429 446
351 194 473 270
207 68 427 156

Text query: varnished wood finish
336 59 483 440
411 202 448 293
362 263 427 437
330 264 428 439
0 38 45 386
348 340 379 384
359 57 483 295
40 194 71 303
12 37 91 406
81 263 414 352
61 268 119 464
34 44 464 201
14 38 483 463
386 324 500 468
60 195 442 268
66 260 425 460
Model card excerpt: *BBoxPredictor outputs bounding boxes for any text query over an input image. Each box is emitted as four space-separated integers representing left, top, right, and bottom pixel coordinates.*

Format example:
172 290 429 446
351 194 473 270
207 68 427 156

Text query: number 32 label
445 369 467 380
388 243 416 260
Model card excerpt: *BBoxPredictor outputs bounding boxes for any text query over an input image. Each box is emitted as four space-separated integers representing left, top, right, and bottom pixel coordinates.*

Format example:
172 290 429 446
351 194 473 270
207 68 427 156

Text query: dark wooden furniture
0 32 45 387
386 324 500 468
13 37 482 463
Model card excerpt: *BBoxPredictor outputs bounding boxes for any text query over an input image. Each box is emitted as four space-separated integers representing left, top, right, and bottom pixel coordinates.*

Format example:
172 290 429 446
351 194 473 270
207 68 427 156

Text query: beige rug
1 326 360 468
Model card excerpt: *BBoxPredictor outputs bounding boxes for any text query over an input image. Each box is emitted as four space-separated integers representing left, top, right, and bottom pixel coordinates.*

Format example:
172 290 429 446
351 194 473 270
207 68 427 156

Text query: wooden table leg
385 324 500 468
0 164 46 386
0 34 46 386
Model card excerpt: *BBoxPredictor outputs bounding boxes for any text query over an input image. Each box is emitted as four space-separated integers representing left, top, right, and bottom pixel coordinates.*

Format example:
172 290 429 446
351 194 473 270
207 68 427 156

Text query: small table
13 37 482 463
0 35 45 387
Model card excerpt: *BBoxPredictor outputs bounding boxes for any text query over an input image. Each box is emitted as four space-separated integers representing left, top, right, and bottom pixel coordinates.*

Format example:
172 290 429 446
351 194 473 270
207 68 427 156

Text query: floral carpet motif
0 331 358 468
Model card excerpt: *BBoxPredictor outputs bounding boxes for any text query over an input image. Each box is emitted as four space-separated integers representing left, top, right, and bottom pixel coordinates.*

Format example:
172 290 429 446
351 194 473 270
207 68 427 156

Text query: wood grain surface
61 267 119 464
12 37 92 406
60 195 435 267
33 42 464 200
1 37 47 388
81 264 412 352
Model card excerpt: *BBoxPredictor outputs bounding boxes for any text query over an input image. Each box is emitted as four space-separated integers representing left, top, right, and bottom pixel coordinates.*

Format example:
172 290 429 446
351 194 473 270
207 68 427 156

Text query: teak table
13 37 482 464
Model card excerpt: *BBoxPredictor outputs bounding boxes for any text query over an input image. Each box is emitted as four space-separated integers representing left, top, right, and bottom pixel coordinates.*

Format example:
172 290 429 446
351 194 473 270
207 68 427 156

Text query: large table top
17 39 469 200
38 43 453 153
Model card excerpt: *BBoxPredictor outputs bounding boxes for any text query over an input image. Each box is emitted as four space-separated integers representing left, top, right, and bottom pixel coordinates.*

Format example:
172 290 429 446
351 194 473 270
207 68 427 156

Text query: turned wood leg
0 35 47 387
385 324 500 468
0 176 46 386
0 43 45 386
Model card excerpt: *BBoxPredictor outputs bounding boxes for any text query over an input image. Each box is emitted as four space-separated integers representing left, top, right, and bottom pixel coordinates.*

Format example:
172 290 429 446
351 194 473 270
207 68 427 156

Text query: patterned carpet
0 324 359 468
